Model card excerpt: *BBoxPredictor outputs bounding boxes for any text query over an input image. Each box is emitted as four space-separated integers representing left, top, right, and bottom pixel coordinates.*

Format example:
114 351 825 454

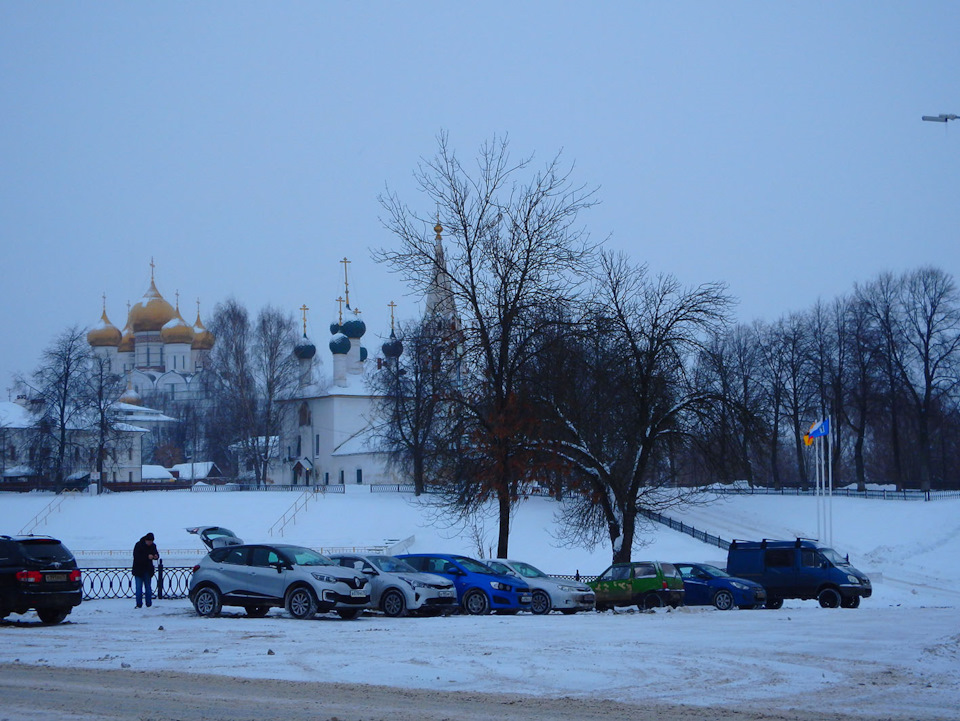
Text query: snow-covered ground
2 486 960 719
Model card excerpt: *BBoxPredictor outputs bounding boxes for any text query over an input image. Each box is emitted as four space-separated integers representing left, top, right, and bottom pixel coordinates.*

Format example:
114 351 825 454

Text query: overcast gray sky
2 2 959 392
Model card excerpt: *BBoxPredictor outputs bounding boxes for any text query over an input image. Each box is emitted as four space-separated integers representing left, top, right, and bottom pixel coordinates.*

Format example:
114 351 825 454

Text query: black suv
0 534 83 624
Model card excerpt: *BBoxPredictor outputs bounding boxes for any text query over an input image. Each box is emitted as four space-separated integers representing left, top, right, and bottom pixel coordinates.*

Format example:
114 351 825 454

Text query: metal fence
81 562 193 601
639 508 731 550
709 486 960 501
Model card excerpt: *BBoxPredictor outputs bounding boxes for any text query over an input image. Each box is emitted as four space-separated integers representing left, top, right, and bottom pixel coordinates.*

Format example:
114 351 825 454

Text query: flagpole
814 430 821 541
827 415 833 546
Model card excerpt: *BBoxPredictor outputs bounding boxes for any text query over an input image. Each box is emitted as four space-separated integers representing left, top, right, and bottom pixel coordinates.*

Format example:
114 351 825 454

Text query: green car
589 561 685 611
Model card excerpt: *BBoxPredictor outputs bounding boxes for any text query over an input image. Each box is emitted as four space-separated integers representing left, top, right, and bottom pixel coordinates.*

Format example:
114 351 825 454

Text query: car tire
530 590 552 615
841 594 861 609
462 589 491 615
818 588 842 609
192 585 222 617
642 594 663 611
285 585 318 619
36 608 69 625
595 603 610 612
245 606 270 618
336 608 363 620
765 597 783 609
713 590 735 610
381 589 407 618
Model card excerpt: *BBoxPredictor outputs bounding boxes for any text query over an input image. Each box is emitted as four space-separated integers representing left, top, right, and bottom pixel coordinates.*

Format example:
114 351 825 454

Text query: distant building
86 260 215 404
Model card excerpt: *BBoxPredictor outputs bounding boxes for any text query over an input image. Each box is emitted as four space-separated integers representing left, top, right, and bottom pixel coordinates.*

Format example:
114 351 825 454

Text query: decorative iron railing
81 562 193 601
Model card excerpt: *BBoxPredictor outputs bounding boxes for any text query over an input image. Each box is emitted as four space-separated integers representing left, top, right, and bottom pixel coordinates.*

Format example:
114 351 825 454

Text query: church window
128 448 133 461
298 403 311 427
173 355 177 369
128 471 133 482
356 468 363 484
146 348 150 366
339 469 344 485
314 434 319 456
324 472 330 485
168 384 176 399
296 437 301 456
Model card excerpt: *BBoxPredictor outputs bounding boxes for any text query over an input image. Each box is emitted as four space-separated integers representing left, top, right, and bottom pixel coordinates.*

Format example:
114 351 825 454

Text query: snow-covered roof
170 461 219 480
141 465 174 480
2 465 36 477
0 401 35 429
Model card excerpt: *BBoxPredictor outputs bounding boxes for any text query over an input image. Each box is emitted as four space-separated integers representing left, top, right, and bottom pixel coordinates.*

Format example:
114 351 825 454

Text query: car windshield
18 540 73 563
281 546 334 566
486 561 514 575
819 548 849 566
370 555 417 573
508 561 547 578
699 564 731 578
453 556 495 573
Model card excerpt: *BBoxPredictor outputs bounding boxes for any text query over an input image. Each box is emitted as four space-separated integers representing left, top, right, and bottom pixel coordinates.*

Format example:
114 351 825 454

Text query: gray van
726 538 871 609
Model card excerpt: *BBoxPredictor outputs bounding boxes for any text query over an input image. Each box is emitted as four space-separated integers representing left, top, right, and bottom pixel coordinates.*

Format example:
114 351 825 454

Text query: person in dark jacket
132 532 160 608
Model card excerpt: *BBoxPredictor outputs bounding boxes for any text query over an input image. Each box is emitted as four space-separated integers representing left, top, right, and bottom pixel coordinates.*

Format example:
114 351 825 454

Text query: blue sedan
675 562 767 610
399 553 532 614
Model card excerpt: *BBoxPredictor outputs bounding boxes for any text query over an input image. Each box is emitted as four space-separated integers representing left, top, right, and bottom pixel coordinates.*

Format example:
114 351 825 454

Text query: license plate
438 590 454 598
520 595 532 603
350 589 366 597
45 573 67 582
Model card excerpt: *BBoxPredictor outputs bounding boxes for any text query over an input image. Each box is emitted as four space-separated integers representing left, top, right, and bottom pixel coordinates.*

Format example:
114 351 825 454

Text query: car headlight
730 582 750 590
557 584 578 592
490 581 511 592
311 572 338 584
847 574 859 584
400 576 428 589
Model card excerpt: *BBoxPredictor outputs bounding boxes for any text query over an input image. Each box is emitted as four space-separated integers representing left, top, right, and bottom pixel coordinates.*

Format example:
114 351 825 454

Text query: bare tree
207 301 298 484
17 326 91 487
536 253 732 563
376 133 597 557
77 352 125 493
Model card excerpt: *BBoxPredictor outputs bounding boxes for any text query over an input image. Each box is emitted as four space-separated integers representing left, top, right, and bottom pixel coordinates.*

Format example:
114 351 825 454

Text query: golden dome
161 308 195 345
129 278 176 332
87 309 122 347
118 320 135 353
192 311 215 351
119 386 142 406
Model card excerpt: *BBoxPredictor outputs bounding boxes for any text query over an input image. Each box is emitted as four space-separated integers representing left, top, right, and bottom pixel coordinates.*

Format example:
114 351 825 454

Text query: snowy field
2 486 960 720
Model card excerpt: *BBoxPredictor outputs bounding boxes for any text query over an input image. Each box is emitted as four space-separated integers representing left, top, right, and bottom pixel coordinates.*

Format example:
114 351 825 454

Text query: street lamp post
922 114 959 123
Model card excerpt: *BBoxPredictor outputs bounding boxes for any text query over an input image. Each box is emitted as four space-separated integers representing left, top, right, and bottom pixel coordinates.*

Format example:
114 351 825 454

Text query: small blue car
398 553 532 615
674 562 767 610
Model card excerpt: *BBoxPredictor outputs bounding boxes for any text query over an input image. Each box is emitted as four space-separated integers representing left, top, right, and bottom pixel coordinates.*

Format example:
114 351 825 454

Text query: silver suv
330 553 458 617
187 527 370 620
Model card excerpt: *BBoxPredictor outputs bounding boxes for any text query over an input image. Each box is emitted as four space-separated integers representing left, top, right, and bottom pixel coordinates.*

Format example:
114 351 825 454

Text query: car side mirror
362 568 378 576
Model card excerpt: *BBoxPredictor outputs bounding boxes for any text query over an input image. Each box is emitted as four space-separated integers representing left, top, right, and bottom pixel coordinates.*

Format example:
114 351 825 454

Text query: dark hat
144 532 155 541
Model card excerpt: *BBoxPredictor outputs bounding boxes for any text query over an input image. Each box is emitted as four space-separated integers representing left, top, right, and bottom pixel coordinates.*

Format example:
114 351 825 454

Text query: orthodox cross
102 293 107 313
388 301 397 331
300 304 309 335
175 290 180 311
340 257 351 308
335 296 345 324
150 256 155 281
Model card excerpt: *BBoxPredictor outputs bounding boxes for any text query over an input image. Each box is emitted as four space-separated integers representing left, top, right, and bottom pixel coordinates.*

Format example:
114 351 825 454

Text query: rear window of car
766 549 794 567
215 547 248 565
632 563 656 578
18 540 73 563
660 563 681 578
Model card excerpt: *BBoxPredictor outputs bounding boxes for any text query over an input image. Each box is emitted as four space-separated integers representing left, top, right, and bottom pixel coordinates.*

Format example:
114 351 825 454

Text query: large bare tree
376 133 597 557
536 253 731 563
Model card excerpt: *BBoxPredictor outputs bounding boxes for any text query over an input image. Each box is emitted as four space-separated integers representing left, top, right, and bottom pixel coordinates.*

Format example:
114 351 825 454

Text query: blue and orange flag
803 418 829 446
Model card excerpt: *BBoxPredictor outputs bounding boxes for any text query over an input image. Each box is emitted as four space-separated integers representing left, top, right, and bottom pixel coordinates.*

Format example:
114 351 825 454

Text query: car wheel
381 589 407 618
36 608 69 625
765 597 783 610
530 590 552 615
192 585 222 617
642 594 663 611
285 586 318 619
713 590 735 610
818 588 842 609
245 606 270 618
462 589 491 615
337 608 363 620
841 594 861 609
